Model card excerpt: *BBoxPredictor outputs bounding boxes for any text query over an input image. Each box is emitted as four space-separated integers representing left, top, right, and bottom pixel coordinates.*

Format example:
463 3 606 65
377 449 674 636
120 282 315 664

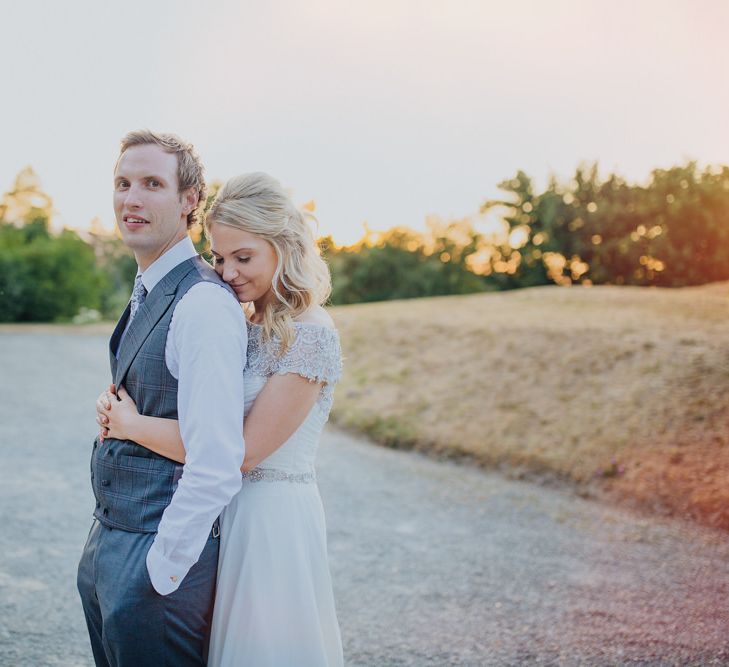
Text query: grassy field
330 283 729 531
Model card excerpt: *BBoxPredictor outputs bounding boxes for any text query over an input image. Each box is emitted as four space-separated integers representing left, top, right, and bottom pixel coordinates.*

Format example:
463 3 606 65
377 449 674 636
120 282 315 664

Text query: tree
0 170 109 322
322 221 489 305
0 166 54 226
482 161 729 289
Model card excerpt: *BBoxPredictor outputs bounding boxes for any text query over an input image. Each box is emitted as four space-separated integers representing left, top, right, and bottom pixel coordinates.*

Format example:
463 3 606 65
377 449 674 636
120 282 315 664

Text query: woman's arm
97 375 323 471
241 373 322 471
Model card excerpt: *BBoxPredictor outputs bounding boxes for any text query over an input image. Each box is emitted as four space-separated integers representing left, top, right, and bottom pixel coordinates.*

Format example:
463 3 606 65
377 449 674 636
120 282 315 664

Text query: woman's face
209 222 278 305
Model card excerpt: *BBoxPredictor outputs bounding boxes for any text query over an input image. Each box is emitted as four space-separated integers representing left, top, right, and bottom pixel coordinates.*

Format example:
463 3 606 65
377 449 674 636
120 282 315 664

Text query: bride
96 172 344 666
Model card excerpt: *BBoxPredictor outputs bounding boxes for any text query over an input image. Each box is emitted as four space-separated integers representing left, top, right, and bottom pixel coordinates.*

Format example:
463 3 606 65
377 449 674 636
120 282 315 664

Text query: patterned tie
128 274 147 325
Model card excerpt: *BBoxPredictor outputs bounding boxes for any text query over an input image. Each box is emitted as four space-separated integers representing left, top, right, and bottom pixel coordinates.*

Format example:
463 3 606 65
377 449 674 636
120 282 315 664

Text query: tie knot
132 274 146 297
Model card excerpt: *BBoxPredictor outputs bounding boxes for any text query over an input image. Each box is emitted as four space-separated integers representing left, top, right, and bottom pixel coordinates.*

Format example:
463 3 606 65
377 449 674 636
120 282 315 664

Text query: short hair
118 130 207 229
205 172 332 354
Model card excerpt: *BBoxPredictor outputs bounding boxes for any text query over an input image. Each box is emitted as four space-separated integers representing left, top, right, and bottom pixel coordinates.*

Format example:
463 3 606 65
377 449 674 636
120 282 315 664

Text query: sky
1 0 728 245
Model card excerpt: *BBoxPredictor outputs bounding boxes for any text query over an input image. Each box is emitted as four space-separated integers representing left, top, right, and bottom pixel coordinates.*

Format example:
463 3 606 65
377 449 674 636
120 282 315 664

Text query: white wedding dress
207 321 344 667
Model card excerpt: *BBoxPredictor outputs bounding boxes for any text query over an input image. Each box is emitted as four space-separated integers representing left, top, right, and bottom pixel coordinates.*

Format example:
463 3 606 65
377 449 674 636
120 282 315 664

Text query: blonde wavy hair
204 172 332 355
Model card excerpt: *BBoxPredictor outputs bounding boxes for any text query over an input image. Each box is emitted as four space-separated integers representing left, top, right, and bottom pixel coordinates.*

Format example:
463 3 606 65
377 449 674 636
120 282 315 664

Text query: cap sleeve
271 324 343 386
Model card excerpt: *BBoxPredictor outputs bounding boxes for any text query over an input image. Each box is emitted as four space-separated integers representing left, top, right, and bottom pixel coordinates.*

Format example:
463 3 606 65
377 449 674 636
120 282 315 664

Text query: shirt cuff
146 540 190 596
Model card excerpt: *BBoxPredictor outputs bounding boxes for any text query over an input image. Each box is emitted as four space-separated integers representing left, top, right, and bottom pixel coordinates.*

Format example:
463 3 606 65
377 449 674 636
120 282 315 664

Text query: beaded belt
242 467 317 484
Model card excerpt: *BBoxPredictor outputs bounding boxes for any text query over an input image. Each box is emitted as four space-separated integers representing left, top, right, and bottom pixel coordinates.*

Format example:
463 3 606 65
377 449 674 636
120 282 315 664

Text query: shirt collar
138 236 198 293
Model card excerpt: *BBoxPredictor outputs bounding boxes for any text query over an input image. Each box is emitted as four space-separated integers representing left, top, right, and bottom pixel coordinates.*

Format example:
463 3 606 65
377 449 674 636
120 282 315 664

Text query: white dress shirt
134 236 247 595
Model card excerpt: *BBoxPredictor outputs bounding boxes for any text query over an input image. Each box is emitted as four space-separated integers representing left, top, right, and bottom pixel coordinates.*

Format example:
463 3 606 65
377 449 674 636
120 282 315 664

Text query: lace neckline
246 319 335 333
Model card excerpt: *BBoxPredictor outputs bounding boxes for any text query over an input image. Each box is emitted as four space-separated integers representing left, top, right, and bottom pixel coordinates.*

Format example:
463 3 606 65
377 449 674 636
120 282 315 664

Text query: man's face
113 144 194 268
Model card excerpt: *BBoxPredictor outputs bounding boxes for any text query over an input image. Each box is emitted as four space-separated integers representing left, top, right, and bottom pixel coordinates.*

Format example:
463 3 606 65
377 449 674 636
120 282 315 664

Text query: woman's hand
96 385 140 442
95 384 114 441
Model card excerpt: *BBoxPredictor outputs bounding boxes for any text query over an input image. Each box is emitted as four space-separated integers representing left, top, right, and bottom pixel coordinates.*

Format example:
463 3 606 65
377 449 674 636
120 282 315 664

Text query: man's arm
146 282 246 595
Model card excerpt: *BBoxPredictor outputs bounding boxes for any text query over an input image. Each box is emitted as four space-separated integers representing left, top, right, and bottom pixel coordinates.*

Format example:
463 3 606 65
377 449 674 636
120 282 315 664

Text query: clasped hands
95 384 139 442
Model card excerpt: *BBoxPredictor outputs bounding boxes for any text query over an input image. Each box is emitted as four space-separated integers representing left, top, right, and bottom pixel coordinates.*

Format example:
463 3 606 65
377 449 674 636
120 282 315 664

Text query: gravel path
1 331 728 666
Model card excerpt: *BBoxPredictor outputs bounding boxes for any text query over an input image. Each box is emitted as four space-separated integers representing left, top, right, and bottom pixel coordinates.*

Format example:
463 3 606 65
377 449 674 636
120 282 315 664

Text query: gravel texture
1 331 728 666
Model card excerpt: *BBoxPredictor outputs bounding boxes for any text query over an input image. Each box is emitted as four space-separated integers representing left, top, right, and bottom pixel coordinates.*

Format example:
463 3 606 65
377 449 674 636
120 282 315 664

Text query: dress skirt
207 476 343 667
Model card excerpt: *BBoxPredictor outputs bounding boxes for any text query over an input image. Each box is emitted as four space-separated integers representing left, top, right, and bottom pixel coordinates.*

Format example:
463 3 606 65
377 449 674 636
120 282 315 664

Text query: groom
77 130 247 666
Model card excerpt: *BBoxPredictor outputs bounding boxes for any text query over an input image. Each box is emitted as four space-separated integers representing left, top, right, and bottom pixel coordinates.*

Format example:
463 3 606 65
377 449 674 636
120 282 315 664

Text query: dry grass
330 283 729 530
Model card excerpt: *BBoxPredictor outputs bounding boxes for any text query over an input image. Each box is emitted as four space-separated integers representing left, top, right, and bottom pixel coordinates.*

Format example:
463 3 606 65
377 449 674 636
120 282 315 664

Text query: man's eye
116 181 129 190
237 257 251 263
148 180 161 187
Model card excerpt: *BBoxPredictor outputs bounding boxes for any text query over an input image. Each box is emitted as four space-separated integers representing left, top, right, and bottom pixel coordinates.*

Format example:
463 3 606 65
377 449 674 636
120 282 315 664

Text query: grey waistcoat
90 255 234 533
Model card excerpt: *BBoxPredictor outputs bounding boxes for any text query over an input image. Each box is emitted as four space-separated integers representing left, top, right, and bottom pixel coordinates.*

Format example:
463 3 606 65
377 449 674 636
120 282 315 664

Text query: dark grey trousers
77 519 219 667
